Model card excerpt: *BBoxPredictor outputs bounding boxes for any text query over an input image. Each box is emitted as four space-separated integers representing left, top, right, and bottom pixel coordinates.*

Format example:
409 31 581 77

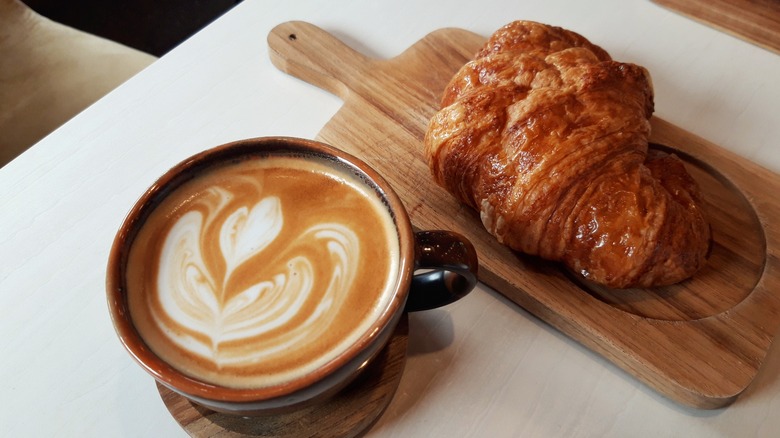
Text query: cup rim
106 136 415 403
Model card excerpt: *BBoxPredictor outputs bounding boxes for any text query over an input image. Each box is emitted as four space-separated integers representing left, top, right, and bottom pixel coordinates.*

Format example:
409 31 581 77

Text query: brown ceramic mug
106 137 478 415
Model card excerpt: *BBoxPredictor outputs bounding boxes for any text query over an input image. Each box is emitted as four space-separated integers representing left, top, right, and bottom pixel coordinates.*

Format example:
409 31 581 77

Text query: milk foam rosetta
126 156 400 389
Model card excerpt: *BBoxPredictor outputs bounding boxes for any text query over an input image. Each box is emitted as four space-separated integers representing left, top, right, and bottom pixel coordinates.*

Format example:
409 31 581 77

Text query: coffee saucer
156 314 408 437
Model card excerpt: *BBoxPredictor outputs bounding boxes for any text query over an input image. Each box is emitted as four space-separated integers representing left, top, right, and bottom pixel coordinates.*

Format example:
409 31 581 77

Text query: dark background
24 0 244 56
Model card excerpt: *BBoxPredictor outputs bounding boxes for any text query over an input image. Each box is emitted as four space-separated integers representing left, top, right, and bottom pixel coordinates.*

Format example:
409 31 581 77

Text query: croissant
424 21 710 288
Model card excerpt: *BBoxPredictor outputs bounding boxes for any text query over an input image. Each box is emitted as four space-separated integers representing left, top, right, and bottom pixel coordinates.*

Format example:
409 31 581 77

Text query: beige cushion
0 0 156 166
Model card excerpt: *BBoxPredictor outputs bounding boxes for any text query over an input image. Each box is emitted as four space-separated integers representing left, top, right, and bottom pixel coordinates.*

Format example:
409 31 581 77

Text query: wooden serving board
267 21 780 409
652 0 780 54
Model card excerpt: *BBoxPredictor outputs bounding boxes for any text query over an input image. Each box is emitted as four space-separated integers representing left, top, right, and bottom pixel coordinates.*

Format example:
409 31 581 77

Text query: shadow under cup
106 137 478 415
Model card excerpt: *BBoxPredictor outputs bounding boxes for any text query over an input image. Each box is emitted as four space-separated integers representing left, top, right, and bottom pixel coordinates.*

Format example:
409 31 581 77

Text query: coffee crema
125 154 400 389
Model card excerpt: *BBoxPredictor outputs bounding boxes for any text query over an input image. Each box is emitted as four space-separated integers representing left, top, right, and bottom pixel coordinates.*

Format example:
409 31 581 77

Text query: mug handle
406 230 479 312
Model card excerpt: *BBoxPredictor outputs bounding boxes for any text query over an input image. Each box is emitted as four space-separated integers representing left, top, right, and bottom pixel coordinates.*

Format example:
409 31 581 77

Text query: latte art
157 194 360 366
126 156 400 388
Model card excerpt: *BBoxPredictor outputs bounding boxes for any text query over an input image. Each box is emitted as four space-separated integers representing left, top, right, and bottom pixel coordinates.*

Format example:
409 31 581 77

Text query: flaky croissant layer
424 20 710 288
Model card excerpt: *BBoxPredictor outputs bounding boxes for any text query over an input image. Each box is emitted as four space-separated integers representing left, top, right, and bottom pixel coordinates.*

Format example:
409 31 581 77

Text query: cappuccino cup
107 137 478 415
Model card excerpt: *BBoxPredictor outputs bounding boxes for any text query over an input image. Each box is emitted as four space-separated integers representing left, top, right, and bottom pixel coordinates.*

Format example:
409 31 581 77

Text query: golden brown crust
424 20 709 288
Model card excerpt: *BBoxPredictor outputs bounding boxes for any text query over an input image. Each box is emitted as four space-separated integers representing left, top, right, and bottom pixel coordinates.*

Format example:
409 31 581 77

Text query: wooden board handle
268 21 370 99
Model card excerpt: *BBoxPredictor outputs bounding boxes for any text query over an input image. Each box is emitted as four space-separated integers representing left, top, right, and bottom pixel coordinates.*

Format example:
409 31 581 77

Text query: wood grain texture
267 21 780 409
158 315 409 437
652 0 780 54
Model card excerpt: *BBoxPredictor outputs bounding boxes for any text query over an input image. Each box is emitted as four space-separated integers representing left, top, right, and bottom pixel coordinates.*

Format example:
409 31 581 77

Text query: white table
2 0 779 436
